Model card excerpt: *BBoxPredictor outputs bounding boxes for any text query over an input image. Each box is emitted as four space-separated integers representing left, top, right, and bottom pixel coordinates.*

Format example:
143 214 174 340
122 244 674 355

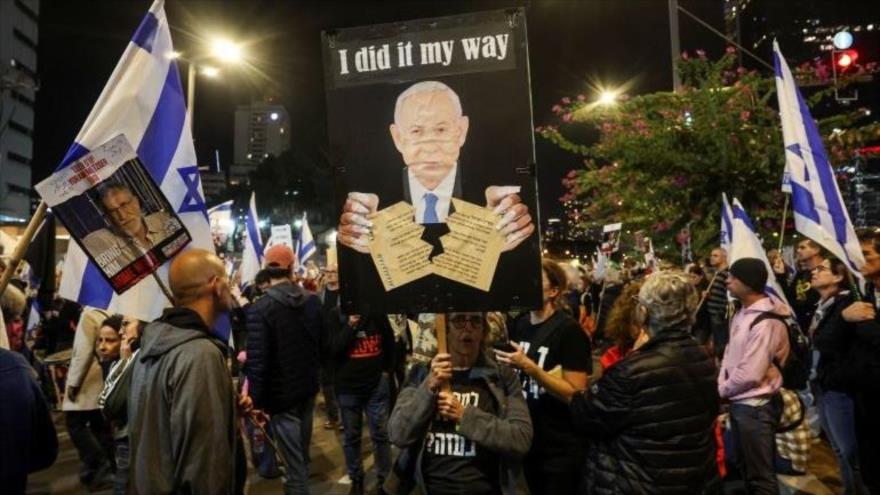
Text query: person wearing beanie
719 257 791 494
245 244 324 494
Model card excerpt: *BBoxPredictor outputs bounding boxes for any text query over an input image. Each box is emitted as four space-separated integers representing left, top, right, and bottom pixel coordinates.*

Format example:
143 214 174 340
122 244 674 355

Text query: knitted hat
728 258 767 294
264 244 296 270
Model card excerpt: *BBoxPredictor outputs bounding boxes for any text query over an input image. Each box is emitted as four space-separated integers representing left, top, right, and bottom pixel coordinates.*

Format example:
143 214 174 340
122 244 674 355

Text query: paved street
27 395 386 495
27 389 846 495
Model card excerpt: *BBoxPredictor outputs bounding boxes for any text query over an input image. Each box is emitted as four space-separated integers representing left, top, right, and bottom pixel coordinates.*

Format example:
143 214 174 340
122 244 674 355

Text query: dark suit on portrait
339 162 540 315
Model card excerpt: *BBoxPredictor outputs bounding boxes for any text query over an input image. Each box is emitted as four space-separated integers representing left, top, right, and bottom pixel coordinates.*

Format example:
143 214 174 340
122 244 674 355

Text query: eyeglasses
449 315 484 330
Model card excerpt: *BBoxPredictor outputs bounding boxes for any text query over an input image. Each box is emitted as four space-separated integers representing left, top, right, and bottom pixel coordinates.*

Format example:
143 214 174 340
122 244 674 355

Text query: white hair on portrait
394 80 463 125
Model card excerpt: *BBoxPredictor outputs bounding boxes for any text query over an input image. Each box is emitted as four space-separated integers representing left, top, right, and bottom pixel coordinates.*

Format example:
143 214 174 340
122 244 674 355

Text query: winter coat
812 292 860 393
386 353 532 495
570 328 721 495
128 308 236 495
0 348 58 493
845 285 880 392
245 281 323 414
62 308 109 411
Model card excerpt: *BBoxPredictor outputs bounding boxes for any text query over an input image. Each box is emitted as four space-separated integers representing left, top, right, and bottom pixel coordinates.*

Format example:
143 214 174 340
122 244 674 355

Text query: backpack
749 312 811 391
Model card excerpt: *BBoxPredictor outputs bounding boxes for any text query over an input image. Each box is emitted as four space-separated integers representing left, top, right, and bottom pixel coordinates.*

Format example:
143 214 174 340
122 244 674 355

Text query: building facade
0 0 39 222
231 100 290 186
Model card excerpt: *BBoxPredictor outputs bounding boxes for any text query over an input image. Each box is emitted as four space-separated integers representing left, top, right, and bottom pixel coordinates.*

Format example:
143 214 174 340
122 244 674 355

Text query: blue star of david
177 166 207 219
786 143 803 159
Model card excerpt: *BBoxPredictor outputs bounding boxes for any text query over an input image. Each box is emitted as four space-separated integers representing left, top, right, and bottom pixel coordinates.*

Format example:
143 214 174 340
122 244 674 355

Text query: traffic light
835 49 859 72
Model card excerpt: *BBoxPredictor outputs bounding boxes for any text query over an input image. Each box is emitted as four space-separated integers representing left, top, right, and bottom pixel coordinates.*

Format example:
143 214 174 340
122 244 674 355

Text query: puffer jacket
570 328 721 495
386 353 532 495
245 281 323 414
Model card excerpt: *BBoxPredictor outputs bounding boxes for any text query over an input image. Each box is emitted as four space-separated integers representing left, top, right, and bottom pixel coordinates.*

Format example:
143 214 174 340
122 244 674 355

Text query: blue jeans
269 396 316 495
729 396 783 495
815 386 869 494
337 374 392 484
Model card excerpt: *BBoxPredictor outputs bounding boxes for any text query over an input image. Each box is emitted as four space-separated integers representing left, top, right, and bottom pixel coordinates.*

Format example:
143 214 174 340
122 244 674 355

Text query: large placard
324 9 541 314
35 134 191 293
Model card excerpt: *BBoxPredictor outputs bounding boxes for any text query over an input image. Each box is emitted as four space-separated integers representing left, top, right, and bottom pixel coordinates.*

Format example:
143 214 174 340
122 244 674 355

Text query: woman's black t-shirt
422 369 502 495
509 310 592 454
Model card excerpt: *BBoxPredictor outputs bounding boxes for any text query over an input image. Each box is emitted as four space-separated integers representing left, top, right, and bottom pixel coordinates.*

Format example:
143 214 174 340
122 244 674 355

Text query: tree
539 48 879 258
248 146 334 227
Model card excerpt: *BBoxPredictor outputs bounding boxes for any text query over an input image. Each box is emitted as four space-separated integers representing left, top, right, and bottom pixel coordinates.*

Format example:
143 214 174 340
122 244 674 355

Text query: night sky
33 0 723 220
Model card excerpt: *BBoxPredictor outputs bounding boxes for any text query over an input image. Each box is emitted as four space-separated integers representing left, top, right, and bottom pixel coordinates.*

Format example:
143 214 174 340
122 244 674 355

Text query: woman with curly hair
598 281 643 371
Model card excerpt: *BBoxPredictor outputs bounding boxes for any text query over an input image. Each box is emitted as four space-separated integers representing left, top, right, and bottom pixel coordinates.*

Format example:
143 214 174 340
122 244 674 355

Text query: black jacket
844 286 880 392
245 282 323 414
812 292 860 392
780 269 820 333
329 312 394 393
0 349 58 493
570 328 720 495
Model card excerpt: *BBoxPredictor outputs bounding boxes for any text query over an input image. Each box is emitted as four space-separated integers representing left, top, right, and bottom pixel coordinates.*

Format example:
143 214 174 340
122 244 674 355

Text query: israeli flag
240 192 263 287
296 213 316 275
773 41 865 280
729 197 789 306
720 193 733 255
56 0 213 321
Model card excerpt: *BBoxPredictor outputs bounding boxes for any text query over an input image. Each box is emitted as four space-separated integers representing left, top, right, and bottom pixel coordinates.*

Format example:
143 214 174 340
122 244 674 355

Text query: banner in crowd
600 222 622 254
46 0 215 323
36 135 191 293
208 200 234 246
268 224 294 250
323 9 541 313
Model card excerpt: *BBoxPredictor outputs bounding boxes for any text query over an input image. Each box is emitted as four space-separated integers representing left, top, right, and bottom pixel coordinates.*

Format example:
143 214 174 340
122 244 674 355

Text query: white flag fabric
729 197 789 306
720 193 733 255
56 0 213 321
774 41 865 280
296 213 316 275
240 192 263 287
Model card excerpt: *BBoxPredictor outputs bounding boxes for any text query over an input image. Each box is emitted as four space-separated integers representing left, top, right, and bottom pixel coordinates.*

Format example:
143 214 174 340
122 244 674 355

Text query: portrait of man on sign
82 181 180 267
36 134 191 294
324 9 543 314
338 80 534 252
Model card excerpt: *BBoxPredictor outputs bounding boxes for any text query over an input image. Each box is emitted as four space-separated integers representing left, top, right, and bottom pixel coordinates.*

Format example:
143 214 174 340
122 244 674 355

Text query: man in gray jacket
128 249 238 494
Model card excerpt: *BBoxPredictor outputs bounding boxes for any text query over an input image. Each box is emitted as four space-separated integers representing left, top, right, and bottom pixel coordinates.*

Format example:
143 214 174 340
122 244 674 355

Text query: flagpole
777 194 789 253
0 201 48 297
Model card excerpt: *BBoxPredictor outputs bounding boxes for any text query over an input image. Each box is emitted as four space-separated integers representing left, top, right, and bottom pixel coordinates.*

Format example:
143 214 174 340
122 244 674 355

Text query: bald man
127 249 238 494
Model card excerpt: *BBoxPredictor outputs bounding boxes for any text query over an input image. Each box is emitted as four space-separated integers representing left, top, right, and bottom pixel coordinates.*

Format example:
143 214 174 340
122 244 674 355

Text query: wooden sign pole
434 313 451 392
0 201 48 297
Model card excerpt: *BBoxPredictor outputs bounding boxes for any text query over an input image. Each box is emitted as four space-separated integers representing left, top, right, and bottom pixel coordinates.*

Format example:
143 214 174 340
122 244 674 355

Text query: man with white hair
339 80 534 253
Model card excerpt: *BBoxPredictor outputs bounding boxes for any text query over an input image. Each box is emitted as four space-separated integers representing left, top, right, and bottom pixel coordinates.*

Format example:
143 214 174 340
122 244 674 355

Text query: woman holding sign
495 260 592 495
388 312 532 495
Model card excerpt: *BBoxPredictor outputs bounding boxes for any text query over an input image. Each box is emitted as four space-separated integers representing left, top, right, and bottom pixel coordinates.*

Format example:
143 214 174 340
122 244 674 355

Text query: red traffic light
836 49 859 70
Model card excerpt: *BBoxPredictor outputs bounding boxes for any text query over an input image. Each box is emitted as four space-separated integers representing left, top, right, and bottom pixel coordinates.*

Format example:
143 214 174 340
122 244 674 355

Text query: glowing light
597 90 618 106
833 31 853 50
270 112 279 121
211 38 243 63
201 66 220 77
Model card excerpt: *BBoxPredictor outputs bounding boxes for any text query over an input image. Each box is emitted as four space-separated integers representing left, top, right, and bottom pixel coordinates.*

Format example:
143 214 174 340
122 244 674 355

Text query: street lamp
177 37 245 126
597 90 618 106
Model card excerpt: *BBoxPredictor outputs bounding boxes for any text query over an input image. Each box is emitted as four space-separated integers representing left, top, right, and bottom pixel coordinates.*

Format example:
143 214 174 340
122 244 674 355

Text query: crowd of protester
2 232 880 495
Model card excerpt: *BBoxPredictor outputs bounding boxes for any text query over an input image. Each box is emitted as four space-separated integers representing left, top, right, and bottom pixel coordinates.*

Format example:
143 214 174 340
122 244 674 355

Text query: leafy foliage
539 49 879 257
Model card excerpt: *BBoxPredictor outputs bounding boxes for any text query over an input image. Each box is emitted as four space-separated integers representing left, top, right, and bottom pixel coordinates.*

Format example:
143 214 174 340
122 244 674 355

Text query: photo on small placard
36 134 191 294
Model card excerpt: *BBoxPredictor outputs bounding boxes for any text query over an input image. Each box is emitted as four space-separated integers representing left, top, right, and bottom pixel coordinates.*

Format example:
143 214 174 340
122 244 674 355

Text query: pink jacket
718 296 790 401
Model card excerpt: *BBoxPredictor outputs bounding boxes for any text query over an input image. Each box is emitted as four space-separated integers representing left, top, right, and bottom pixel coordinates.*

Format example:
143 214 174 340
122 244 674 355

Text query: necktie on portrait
423 193 439 224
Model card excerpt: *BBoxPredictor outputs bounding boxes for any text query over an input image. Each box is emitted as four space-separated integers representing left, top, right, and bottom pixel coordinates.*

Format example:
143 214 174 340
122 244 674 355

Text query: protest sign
35 134 191 294
324 9 541 314
600 222 622 254
268 224 295 249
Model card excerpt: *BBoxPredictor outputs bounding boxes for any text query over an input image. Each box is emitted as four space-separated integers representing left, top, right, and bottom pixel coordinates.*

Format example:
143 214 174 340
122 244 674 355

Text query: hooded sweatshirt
718 296 790 402
128 308 235 495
